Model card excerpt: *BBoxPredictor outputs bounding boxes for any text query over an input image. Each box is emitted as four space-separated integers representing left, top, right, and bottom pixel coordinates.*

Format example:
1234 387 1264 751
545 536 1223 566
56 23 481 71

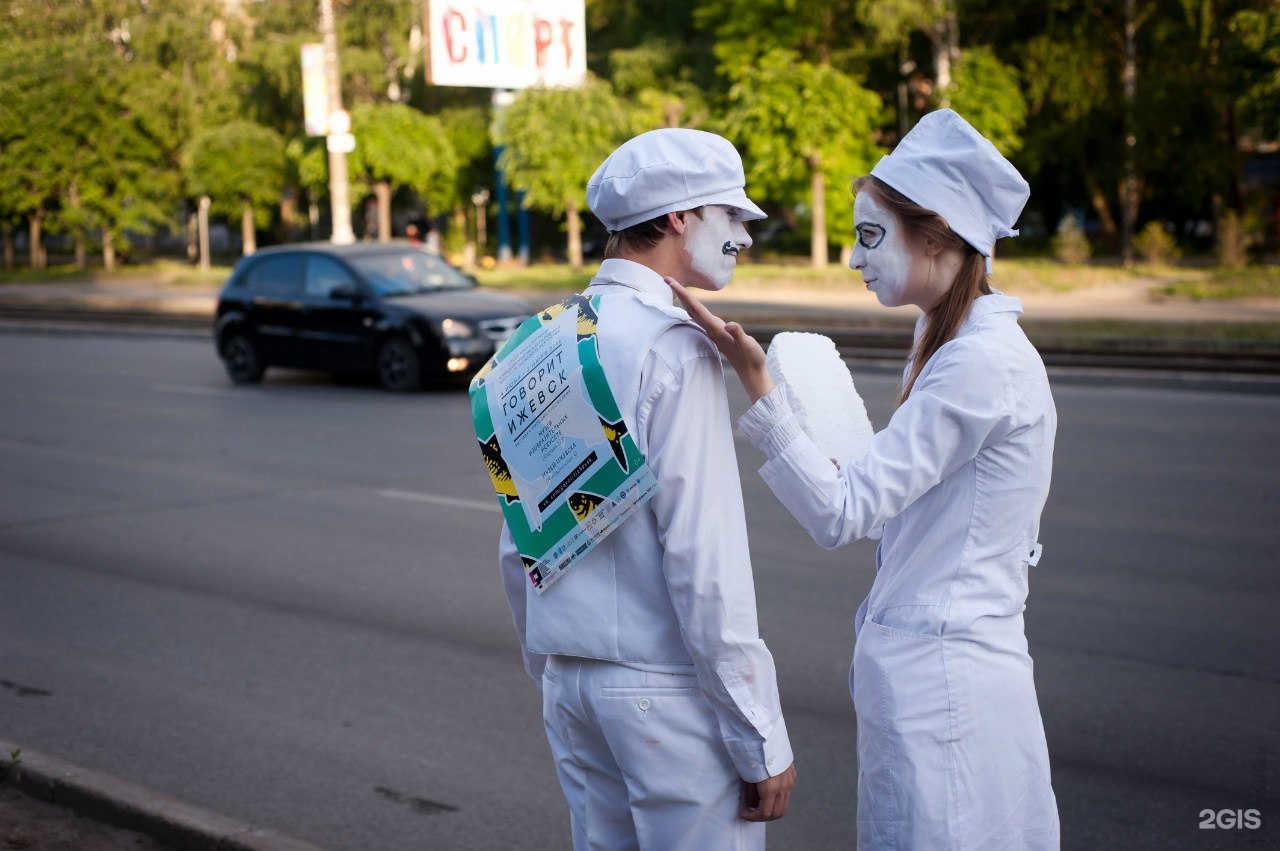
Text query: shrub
1216 211 1254 269
1051 215 1091 265
1133 221 1181 266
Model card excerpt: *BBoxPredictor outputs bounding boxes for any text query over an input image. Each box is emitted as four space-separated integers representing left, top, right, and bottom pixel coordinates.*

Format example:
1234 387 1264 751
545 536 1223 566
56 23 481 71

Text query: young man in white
499 128 796 851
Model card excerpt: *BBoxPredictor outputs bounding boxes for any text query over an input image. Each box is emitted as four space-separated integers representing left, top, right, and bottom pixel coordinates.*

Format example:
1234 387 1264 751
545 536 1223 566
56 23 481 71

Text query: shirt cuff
724 719 795 783
737 385 804 459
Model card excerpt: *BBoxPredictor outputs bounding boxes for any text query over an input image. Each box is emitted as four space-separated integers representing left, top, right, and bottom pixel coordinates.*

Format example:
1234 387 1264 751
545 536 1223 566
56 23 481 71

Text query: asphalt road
0 328 1276 851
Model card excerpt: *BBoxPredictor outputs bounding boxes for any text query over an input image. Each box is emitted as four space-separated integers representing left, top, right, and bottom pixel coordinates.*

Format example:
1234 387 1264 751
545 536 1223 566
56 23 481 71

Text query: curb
0 740 332 851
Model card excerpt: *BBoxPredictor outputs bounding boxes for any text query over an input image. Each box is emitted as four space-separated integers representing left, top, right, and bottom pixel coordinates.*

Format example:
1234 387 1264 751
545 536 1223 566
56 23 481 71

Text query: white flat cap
870 109 1029 270
587 128 766 232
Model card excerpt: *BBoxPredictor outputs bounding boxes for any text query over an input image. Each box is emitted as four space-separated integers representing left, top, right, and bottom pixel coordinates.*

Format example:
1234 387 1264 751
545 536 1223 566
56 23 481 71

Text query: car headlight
440 318 474 339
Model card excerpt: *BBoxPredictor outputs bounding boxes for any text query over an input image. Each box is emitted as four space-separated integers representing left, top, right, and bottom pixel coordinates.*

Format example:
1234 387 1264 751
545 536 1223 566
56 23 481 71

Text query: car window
348 250 471 296
246 254 306 298
306 256 357 298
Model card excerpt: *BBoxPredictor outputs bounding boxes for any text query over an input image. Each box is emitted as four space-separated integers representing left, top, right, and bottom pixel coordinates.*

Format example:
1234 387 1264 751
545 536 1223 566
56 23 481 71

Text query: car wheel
376 337 421 391
222 333 265 384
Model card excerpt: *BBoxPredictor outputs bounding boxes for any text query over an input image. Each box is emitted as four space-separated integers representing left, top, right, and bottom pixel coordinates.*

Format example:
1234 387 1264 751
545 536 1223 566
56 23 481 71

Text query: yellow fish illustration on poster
479 433 519 503
599 415 630 472
540 295 599 339
568 491 605 523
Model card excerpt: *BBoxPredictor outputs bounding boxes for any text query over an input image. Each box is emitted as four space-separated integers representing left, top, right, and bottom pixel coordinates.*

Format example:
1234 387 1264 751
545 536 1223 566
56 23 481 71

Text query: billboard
425 0 586 89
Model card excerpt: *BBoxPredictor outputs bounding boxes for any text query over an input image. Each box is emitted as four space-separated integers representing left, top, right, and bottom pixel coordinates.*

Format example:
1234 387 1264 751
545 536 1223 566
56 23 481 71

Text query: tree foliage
947 46 1027 156
496 78 634 219
349 102 458 214
720 49 884 254
1 0 1277 266
184 121 286 226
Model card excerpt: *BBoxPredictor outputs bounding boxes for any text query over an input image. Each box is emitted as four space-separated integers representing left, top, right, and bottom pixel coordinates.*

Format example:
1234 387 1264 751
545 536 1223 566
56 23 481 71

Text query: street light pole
319 0 354 245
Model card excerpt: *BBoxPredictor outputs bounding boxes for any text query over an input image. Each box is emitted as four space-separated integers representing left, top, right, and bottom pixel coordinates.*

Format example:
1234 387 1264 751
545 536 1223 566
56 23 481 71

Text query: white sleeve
642 339 794 783
498 523 548 690
740 342 1015 550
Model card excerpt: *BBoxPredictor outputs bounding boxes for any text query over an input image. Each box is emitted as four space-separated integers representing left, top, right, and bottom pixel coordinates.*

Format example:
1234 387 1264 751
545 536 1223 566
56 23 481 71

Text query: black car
213 242 532 390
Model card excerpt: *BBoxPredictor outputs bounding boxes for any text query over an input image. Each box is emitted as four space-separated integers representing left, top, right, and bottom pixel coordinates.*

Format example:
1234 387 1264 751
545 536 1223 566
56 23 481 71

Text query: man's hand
740 763 797 822
665 276 776 404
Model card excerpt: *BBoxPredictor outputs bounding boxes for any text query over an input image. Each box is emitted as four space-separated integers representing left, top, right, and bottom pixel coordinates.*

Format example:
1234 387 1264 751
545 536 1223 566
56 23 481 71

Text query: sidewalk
1 275 1278 374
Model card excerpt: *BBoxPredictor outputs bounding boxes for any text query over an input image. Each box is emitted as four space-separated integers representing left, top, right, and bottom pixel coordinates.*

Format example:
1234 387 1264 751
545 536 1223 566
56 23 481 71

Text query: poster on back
470 295 657 594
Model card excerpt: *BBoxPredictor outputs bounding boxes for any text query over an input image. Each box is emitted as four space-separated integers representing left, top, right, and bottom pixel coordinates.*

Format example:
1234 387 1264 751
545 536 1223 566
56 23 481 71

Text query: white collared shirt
499 258 793 782
738 293 1057 635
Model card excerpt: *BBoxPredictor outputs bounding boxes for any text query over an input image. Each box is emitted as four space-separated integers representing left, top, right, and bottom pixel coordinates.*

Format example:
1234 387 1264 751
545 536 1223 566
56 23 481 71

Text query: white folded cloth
764 332 875 465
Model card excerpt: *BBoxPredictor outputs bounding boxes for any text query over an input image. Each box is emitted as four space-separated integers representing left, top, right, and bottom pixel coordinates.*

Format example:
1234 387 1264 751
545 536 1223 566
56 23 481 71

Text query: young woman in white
668 109 1061 851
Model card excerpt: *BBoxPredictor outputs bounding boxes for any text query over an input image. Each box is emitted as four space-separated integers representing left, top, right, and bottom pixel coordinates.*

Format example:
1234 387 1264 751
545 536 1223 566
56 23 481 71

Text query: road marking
151 383 261 397
377 489 499 513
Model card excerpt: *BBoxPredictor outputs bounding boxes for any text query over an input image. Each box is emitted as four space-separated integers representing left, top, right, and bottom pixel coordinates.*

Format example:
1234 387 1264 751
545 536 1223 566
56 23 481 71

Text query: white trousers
542 655 765 851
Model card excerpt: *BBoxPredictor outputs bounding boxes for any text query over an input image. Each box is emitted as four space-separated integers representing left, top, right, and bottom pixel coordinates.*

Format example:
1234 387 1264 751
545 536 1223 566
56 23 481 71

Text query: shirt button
638 698 651 711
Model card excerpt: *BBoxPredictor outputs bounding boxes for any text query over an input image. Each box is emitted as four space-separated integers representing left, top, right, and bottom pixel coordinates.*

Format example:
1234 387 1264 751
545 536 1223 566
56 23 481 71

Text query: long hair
853 176 990 404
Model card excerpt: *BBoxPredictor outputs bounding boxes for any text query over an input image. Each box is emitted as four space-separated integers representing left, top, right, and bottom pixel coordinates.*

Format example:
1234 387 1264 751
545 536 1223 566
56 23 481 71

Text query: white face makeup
850 192 926 308
683 205 752 291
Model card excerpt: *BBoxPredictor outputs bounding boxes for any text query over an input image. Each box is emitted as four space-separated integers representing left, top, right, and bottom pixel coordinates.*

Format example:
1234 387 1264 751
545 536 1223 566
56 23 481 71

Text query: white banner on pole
425 0 586 90
300 43 329 136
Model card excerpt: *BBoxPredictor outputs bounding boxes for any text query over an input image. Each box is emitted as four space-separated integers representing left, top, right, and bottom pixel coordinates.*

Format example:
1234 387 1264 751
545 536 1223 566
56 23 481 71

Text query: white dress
739 294 1061 850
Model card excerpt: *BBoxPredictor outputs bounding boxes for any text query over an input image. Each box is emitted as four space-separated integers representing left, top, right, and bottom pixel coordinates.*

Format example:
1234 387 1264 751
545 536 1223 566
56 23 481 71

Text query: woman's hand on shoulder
665 276 775 403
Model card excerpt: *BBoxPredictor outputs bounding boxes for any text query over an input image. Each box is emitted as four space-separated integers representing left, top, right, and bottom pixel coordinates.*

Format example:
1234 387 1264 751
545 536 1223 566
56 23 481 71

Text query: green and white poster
469 295 657 594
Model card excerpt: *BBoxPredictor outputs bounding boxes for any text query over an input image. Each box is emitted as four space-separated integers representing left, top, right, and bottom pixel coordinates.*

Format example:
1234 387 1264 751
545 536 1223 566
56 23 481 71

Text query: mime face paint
850 192 929 309
683 205 751 290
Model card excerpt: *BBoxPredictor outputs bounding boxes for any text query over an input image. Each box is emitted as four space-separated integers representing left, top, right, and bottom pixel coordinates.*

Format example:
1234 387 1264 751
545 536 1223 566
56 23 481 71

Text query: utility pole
319 0 355 244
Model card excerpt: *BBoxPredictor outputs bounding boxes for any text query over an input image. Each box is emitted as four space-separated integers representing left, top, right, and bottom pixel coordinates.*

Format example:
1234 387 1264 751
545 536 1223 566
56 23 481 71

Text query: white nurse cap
587 128 766 233
870 109 1029 272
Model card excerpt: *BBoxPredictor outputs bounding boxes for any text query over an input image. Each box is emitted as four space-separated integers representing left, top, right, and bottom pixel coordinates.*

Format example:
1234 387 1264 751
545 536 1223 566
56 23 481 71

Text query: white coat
739 294 1061 850
500 259 792 850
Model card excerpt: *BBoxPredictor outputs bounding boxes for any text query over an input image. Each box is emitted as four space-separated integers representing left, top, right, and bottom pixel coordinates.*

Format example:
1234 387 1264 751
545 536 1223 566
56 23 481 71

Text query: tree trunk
186 211 198 264
28 210 43 271
280 184 298 243
1120 0 1138 267
455 204 475 271
839 244 853 268
2 223 13 270
242 202 257 255
567 200 583 271
103 230 116 272
927 1 960 107
308 196 320 241
374 181 392 242
897 41 912 138
199 196 212 272
68 181 86 271
810 157 827 268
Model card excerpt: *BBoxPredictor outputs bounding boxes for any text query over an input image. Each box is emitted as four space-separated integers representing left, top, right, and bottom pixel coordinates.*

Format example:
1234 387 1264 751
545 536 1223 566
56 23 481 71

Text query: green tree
184 121 286 256
946 46 1027 156
496 79 634 270
1 0 233 270
694 0 865 78
348 103 458 242
855 0 960 104
286 136 330 241
438 105 493 264
721 49 884 267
